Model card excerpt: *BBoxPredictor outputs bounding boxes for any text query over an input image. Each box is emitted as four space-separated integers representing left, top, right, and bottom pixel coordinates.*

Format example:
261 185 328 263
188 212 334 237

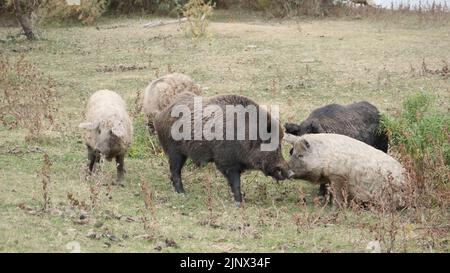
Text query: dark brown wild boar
155 94 292 206
285 101 388 152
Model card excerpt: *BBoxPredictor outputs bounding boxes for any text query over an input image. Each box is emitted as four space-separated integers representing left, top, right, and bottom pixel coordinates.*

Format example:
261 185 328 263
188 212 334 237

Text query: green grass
0 11 449 252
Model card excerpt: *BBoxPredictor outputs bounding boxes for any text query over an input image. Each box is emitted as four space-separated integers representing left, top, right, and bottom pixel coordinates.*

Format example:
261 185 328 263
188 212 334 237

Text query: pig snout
269 164 293 181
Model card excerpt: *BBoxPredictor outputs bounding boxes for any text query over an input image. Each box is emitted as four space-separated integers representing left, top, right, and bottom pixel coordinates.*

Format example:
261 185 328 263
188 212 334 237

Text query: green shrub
183 0 214 38
381 92 450 185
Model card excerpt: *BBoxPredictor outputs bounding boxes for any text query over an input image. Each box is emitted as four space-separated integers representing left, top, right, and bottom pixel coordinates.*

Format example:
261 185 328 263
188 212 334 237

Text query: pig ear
300 138 311 150
111 123 125 138
283 133 298 145
79 122 98 130
310 120 324 133
284 123 300 135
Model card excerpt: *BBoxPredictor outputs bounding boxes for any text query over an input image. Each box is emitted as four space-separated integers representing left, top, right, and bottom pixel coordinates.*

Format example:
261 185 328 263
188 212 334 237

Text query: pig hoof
175 188 186 194
113 180 125 187
234 201 242 208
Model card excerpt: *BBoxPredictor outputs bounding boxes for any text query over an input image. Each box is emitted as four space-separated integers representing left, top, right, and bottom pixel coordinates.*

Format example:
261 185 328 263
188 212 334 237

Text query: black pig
284 101 388 153
155 94 292 206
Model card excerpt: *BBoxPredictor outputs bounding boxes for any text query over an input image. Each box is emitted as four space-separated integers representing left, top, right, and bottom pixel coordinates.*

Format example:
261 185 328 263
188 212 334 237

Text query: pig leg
114 154 125 186
87 145 99 174
318 183 328 196
169 152 187 194
329 176 348 209
318 181 332 205
147 121 155 134
218 167 243 207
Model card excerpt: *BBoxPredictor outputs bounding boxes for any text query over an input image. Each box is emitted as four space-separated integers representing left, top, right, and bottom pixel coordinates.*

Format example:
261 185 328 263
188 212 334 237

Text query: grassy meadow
0 10 449 252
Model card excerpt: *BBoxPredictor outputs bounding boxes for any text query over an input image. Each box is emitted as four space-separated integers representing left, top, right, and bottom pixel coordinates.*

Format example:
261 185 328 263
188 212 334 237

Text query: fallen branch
143 18 187 29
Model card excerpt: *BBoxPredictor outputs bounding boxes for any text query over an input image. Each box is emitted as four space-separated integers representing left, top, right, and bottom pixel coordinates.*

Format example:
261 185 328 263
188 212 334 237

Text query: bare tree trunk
13 0 35 40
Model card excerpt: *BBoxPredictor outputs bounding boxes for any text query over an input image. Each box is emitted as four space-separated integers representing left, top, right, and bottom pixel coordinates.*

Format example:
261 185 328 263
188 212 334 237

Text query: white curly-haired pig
79 90 133 185
284 133 407 208
141 73 201 131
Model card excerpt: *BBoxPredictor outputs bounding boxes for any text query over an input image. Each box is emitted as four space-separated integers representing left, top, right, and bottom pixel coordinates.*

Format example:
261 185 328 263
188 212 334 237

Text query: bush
381 92 449 191
382 92 450 169
3 0 38 13
0 0 12 13
2 0 343 20
0 0 6 12
183 0 214 38
233 0 336 17
37 0 107 25
0 54 58 141
106 0 187 15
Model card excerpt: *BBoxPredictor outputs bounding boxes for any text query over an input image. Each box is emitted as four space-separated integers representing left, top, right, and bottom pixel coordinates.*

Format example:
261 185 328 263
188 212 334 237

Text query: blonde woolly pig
141 73 201 131
79 90 133 185
285 133 407 208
